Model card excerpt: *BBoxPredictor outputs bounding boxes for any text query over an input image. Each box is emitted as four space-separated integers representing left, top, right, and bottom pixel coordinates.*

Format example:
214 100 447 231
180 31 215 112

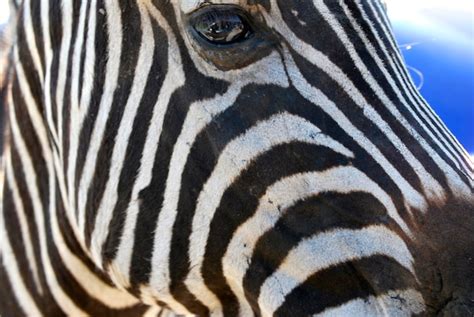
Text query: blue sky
386 0 474 155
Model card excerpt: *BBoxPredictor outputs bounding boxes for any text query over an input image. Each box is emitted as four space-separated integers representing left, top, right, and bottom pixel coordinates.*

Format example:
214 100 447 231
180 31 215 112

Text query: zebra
1 0 473 316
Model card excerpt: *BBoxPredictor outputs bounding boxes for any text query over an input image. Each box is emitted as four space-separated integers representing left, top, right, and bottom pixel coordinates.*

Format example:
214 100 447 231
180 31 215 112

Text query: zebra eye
191 8 253 45
186 5 277 70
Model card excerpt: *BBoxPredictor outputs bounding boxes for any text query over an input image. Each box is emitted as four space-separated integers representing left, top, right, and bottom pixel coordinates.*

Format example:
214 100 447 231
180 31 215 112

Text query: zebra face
3 0 474 315
21 0 468 315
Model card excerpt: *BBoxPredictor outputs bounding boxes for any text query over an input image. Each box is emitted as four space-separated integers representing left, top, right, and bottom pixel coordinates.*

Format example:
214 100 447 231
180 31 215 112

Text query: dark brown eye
186 5 277 70
192 9 252 44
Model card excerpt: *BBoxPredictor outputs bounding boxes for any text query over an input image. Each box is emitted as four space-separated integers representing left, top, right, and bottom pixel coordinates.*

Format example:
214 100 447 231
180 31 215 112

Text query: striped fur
1 0 473 316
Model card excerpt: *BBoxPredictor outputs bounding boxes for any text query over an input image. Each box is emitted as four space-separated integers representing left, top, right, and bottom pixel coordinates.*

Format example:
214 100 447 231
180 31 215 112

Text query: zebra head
2 0 473 316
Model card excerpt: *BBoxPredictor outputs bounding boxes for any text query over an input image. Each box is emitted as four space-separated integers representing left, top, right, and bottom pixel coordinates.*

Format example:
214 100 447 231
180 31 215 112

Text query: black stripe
275 255 418 316
243 192 400 315
354 0 473 177
11 76 50 218
101 14 169 265
47 0 62 136
368 0 473 174
2 184 44 309
202 142 351 317
168 83 302 314
72 0 107 208
284 51 415 222
129 2 227 304
55 182 116 288
42 179 148 316
84 0 143 248
9 136 64 316
78 0 92 104
61 0 82 181
280 0 472 188
0 259 28 316
16 8 44 116
279 0 461 193
29 0 46 75
167 82 349 313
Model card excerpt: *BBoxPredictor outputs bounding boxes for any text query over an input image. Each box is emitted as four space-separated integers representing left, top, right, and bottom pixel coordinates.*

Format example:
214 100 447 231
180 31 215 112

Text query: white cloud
385 0 474 22
385 0 474 53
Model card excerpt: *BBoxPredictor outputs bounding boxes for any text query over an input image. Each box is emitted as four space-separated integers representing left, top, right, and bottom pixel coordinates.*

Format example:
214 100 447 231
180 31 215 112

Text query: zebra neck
1 142 156 314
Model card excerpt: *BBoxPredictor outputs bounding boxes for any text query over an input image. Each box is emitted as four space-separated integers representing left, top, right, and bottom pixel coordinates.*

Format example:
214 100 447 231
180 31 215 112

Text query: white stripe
336 1 447 201
266 3 429 213
148 83 243 314
371 0 472 164
22 0 45 83
77 0 123 236
5 152 43 293
55 0 73 160
68 0 99 223
90 0 155 266
147 47 289 312
315 289 425 316
0 200 43 317
313 1 470 196
147 4 290 310
9 95 85 315
16 51 136 310
270 1 472 200
52 0 88 257
109 0 185 301
40 0 60 147
185 113 355 314
142 305 164 317
369 0 474 175
223 167 412 315
258 225 414 316
283 47 429 212
67 0 93 239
